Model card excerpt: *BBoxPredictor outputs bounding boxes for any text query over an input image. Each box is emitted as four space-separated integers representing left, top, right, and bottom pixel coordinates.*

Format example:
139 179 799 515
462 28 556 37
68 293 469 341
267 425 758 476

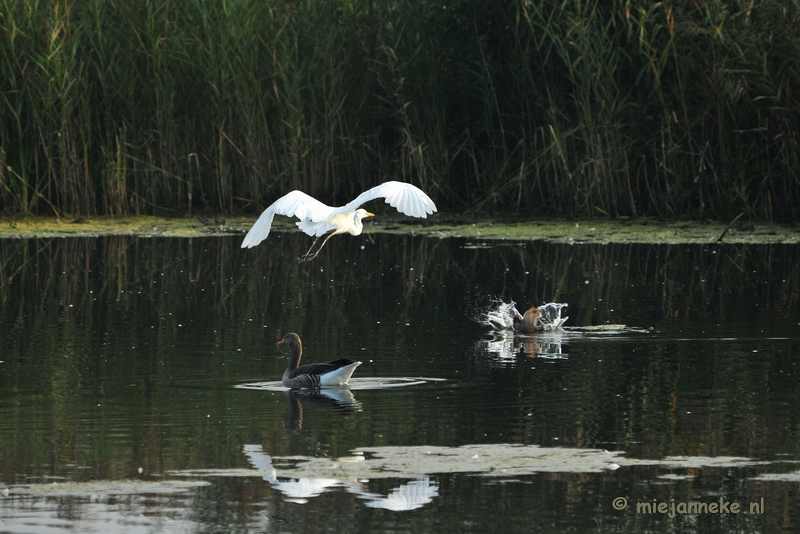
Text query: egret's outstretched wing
241 191 334 248
337 181 437 218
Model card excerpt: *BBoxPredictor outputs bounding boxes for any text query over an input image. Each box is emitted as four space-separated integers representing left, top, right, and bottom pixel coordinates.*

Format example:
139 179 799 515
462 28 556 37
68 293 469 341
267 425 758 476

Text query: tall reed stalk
1 0 798 220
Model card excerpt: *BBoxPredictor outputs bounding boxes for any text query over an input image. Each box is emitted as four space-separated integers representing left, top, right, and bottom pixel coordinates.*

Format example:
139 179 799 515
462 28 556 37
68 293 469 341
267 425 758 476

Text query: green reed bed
1 0 798 220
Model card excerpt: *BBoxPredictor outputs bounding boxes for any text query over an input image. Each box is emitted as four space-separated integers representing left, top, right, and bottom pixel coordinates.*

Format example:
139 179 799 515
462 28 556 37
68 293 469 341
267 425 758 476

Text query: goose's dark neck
286 340 302 372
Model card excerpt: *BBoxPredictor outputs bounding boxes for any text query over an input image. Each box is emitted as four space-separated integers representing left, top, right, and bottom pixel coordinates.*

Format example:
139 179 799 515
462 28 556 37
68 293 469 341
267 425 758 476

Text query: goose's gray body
278 333 361 388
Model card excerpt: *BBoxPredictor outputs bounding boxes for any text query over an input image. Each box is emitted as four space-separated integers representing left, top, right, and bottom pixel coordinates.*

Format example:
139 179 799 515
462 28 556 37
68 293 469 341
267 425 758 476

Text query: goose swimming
277 333 362 388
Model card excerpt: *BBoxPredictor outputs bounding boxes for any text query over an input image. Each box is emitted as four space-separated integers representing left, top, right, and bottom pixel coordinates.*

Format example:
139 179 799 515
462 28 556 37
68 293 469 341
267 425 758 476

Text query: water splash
483 300 568 332
482 299 521 331
534 302 569 330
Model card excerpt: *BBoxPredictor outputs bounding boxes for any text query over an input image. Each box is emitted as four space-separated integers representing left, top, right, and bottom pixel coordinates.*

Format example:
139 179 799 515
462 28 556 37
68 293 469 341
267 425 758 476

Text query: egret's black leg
297 230 337 263
297 235 323 263
300 232 336 262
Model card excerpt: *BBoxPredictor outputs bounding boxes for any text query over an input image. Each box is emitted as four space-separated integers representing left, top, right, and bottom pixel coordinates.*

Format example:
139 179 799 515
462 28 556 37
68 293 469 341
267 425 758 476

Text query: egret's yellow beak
365 211 375 217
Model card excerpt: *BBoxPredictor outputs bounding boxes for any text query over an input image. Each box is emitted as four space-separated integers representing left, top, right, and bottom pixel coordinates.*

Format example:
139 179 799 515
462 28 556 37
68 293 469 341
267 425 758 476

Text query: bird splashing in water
484 301 568 333
241 181 437 262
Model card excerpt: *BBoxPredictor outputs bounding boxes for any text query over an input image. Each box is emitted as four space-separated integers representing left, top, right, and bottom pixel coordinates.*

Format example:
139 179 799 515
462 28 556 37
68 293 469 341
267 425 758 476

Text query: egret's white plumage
241 181 437 261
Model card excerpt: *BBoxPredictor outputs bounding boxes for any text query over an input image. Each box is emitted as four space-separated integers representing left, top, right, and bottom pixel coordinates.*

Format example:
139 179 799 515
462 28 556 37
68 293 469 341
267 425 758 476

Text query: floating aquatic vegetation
6 479 210 497
750 471 800 482
173 443 768 483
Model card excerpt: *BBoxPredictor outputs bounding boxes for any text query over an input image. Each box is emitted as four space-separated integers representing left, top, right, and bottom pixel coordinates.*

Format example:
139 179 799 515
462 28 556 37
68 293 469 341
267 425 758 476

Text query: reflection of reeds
1 1 798 220
2 235 798 385
1 236 799 479
2 237 798 340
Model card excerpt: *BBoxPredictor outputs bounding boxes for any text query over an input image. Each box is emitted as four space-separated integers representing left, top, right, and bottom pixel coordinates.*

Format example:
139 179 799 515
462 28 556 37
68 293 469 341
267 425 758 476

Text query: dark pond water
1 233 798 533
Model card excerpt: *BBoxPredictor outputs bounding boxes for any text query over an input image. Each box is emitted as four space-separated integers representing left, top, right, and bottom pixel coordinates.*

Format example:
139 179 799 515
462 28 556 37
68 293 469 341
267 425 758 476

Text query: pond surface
1 233 798 533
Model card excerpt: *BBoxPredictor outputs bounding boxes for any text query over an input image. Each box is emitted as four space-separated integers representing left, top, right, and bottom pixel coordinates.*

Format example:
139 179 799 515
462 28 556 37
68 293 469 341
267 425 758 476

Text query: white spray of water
482 300 569 332
534 302 569 330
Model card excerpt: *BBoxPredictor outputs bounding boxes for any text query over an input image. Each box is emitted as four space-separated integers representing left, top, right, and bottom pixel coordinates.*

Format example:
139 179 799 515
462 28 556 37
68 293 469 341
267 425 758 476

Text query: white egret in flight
241 181 437 262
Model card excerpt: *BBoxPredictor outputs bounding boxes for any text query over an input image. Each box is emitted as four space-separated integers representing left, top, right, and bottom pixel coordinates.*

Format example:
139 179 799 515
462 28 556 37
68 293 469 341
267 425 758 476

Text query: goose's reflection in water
283 387 362 430
243 445 439 509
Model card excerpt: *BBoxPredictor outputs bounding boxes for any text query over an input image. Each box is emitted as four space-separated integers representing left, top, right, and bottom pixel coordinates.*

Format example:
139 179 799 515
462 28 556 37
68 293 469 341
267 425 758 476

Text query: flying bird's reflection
244 445 338 504
353 477 439 511
243 445 438 510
